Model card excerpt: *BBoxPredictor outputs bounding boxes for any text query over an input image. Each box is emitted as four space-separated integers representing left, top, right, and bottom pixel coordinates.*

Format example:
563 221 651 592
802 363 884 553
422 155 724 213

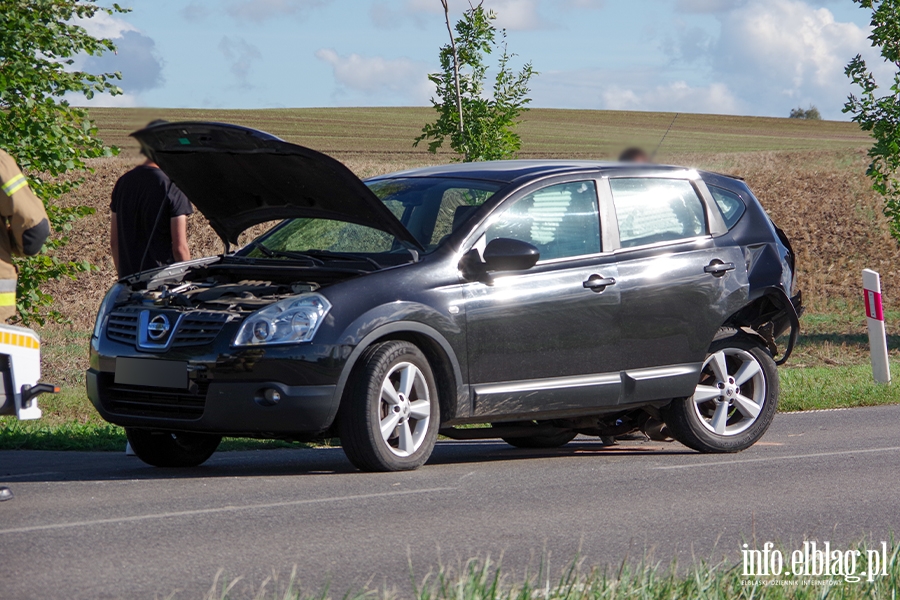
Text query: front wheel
338 341 440 472
662 333 778 453
125 428 221 467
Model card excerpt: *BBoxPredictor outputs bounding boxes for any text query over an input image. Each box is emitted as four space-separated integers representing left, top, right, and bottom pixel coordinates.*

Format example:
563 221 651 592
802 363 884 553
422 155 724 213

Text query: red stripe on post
866 290 885 321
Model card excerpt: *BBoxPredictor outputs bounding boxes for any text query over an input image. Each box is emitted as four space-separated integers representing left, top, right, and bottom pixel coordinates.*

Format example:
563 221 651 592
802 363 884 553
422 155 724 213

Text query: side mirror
482 238 540 272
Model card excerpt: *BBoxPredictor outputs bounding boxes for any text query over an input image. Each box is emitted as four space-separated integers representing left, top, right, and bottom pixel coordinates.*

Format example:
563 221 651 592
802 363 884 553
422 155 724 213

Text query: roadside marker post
863 269 891 384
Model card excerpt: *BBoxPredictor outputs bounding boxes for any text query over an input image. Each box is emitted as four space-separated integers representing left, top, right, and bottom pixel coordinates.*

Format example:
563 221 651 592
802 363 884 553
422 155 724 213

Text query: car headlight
233 294 331 346
93 283 126 339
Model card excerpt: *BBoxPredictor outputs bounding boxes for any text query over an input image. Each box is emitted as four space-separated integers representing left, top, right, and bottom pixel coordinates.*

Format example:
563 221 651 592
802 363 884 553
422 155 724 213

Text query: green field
88 106 870 159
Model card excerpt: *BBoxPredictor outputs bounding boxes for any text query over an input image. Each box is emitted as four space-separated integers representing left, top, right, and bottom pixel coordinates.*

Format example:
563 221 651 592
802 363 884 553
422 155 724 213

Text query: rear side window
609 178 707 248
707 185 746 229
486 181 601 261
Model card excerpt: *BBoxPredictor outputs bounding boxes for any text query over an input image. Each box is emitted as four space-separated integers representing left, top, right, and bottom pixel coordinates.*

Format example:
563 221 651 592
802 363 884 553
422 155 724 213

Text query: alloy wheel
379 362 431 456
691 348 766 436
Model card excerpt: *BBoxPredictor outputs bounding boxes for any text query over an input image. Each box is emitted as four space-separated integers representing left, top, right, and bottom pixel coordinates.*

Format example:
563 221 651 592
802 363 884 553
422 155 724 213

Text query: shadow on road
0 438 695 484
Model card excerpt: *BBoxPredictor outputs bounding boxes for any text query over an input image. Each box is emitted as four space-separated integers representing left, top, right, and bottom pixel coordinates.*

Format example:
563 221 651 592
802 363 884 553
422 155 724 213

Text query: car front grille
107 309 139 345
105 308 230 349
99 373 209 420
171 312 229 347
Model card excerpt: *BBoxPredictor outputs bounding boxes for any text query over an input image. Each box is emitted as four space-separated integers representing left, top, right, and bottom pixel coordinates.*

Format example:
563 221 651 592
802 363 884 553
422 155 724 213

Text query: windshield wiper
303 250 382 270
241 242 386 270
241 241 325 265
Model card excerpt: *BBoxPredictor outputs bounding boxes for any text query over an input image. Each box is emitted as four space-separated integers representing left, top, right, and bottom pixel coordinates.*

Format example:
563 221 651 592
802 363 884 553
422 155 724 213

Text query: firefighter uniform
0 150 50 321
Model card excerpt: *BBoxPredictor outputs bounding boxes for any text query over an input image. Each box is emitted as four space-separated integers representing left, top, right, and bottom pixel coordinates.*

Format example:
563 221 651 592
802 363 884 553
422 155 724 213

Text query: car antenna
650 113 678 162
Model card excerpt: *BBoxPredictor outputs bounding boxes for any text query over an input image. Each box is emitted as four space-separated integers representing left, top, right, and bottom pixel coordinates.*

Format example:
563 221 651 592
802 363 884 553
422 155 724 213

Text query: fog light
255 387 282 407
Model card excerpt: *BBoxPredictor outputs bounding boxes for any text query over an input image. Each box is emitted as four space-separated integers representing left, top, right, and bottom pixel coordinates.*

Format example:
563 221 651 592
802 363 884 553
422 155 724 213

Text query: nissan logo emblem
147 314 171 341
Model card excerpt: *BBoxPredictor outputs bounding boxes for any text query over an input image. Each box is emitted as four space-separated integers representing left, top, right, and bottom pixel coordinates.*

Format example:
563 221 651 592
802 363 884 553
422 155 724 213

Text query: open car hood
131 122 423 250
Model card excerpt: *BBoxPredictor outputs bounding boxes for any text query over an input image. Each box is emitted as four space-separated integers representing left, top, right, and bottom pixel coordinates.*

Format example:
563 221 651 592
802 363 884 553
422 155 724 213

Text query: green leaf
417 4 536 163
1 0 124 325
845 0 900 245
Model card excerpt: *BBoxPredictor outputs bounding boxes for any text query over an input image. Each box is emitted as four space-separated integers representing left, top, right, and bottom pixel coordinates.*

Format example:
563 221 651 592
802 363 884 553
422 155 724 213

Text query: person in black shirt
110 122 193 278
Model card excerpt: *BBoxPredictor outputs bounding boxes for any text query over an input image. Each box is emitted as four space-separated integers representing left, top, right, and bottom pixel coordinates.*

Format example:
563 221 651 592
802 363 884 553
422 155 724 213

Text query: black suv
88 122 801 471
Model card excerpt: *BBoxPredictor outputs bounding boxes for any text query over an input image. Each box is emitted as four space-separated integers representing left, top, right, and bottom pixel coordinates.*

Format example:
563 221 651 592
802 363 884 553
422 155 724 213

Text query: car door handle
704 261 735 276
583 275 616 292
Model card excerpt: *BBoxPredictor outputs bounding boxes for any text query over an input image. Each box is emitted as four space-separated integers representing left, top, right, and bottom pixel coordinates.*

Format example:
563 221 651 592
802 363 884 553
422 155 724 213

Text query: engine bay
136 279 320 313
118 258 364 314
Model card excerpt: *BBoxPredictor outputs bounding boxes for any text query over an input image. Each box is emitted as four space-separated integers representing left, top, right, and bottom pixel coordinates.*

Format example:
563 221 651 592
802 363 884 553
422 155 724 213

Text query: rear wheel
125 428 221 467
662 333 778 453
338 341 440 472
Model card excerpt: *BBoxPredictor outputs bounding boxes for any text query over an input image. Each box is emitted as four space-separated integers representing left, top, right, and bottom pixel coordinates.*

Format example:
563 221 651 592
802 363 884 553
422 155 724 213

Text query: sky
72 0 888 120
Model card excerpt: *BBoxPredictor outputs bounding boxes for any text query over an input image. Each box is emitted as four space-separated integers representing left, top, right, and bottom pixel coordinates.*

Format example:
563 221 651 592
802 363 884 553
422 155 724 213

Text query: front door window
485 180 601 260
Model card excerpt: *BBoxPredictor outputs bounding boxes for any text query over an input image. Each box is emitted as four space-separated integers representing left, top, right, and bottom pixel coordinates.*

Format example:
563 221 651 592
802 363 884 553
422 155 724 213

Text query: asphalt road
2 405 899 599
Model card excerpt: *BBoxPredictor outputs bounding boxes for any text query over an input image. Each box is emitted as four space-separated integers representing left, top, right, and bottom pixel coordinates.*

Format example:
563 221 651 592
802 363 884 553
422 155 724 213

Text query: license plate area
114 358 188 389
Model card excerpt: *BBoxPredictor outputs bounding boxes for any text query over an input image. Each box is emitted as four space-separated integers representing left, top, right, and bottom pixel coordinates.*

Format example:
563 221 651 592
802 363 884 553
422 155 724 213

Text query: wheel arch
721 286 800 365
331 322 466 427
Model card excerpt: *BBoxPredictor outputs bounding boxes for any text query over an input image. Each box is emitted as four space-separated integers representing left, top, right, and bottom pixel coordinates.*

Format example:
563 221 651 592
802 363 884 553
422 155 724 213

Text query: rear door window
609 178 707 248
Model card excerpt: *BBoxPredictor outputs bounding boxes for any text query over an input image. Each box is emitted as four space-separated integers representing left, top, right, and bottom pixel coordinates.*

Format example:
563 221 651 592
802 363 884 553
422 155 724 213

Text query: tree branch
441 0 464 134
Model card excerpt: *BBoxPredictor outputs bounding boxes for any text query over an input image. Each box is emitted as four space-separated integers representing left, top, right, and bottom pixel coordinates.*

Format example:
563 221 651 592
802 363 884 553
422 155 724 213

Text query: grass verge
780 362 900 411
0 420 305 452
199 546 899 600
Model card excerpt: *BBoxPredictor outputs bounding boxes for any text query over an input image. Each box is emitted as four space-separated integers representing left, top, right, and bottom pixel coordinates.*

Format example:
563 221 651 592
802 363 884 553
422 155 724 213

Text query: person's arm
1 151 49 256
110 212 119 274
170 215 190 263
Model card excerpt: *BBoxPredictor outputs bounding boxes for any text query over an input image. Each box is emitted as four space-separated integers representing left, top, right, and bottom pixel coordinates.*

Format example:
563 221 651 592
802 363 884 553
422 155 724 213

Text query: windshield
243 177 502 260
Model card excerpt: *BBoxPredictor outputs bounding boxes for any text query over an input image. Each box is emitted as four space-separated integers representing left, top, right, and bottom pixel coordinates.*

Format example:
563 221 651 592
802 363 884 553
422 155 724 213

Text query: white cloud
71 11 138 39
314 49 433 104
225 0 329 23
68 13 163 106
370 2 403 29
375 0 603 31
219 37 262 89
711 0 875 116
565 0 604 7
488 0 545 31
675 0 746 13
660 0 886 117
601 81 740 114
69 92 142 108
181 2 212 20
85 31 164 92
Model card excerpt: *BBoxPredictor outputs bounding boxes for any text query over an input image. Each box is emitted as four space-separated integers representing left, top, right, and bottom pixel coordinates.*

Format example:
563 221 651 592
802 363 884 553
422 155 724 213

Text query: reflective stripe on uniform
0 279 16 293
1 173 27 196
0 330 38 349
0 292 15 306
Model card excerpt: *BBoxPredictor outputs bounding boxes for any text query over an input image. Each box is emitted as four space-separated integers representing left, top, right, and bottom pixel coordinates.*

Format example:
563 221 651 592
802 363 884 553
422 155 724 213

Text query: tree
844 0 900 241
415 1 536 162
0 0 125 324
789 105 821 120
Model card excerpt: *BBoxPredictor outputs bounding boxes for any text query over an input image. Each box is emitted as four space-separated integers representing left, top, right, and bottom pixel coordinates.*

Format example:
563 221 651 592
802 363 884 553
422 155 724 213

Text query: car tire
125 428 221 467
338 341 440 472
662 331 778 453
501 430 577 449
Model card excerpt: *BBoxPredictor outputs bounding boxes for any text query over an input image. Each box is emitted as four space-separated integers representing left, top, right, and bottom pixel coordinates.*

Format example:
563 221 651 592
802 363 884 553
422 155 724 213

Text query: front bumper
86 369 337 437
87 335 351 438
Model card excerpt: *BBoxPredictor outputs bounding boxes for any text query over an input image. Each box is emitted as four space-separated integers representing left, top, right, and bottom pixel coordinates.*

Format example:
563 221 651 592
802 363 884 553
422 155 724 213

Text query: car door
602 173 748 403
462 178 624 418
